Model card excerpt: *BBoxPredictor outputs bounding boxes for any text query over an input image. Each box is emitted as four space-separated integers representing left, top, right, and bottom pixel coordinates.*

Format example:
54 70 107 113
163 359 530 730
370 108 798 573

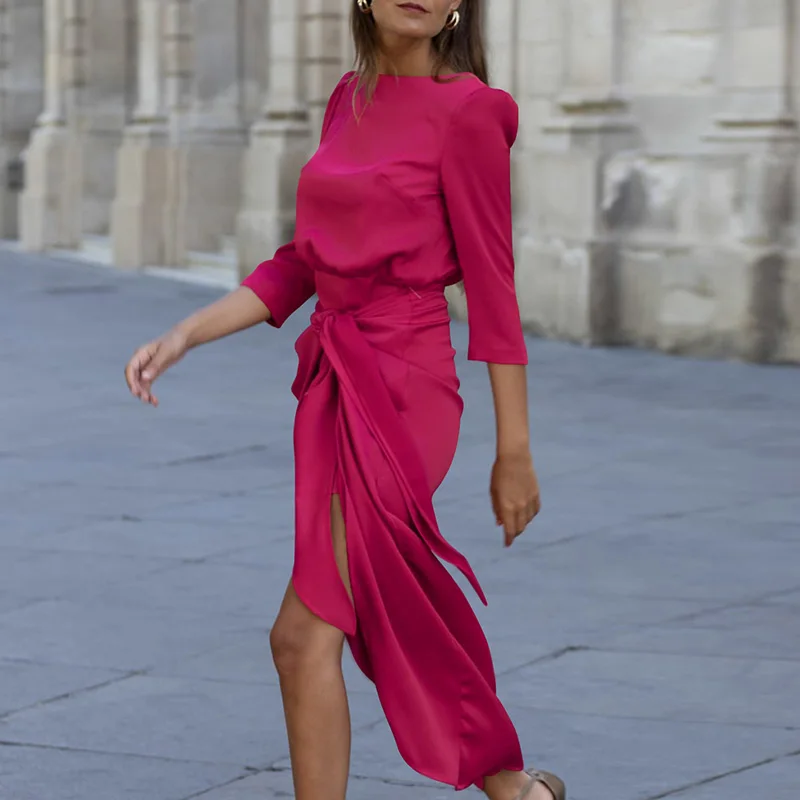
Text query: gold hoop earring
445 9 460 29
357 0 372 12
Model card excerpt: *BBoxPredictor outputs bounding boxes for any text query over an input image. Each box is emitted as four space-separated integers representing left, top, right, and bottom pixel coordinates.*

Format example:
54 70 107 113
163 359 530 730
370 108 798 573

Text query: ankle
483 769 530 800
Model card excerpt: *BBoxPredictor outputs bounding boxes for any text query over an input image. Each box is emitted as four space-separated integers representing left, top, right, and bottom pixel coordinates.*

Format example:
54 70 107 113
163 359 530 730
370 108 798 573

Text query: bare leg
270 495 353 800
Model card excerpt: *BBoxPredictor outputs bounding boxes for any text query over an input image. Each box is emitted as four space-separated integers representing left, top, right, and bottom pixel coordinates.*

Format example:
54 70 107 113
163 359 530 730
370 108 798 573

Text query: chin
392 23 433 39
381 11 436 39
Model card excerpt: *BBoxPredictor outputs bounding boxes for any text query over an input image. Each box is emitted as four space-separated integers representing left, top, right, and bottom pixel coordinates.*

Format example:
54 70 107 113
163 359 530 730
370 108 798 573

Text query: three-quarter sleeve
240 73 353 328
441 86 528 365
241 243 315 329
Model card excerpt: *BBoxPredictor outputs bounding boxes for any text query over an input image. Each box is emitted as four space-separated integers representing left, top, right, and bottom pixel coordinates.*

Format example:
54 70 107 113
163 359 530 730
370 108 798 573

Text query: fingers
501 493 542 547
125 343 160 407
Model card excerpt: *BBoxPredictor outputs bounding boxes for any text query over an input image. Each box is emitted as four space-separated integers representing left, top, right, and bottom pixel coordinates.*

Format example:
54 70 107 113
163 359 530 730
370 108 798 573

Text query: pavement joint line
551 643 800 665
0 739 262 770
481 486 800 568
497 645 590 678
0 670 146 722
563 583 800 643
494 701 800 732
640 747 800 799
159 444 271 468
179 765 440 800
177 769 266 800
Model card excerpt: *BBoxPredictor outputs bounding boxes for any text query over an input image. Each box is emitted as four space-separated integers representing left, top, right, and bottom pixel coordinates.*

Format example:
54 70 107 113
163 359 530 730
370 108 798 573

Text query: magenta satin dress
242 71 528 790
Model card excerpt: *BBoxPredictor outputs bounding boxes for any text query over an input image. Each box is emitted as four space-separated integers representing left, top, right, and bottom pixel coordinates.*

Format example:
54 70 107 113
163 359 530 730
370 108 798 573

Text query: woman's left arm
442 85 540 546
488 363 541 546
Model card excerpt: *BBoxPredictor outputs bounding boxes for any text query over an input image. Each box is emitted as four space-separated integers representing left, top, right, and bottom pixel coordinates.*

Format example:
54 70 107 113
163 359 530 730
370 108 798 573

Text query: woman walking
124 2 565 799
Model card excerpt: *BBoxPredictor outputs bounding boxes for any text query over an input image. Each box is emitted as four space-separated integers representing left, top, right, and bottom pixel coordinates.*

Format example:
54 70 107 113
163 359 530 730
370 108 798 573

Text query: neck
376 36 438 77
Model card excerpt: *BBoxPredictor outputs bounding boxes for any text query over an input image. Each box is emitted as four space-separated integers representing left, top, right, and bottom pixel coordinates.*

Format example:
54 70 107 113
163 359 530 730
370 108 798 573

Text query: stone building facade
4 0 800 363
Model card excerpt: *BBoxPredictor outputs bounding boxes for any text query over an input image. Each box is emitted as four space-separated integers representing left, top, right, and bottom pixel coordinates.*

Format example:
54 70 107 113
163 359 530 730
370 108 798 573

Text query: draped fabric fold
289 288 524 790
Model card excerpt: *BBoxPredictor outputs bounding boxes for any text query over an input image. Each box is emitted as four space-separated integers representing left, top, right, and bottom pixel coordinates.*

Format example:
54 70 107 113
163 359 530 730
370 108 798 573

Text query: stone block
626 95 724 152
162 138 245 262
625 32 718 94
305 11 344 62
679 155 742 242
111 127 170 268
0 744 245 800
502 648 800 728
728 0 785 28
602 152 685 233
517 98 553 150
529 151 599 239
0 674 288 767
0 660 120 717
0 598 258 671
236 118 311 279
519 0 561 44
655 246 750 354
777 252 800 362
519 41 561 97
728 27 785 89
605 603 800 661
568 0 614 38
82 129 123 235
634 0 721 32
683 757 800 800
18 124 83 251
615 247 662 347
516 236 617 345
565 36 615 89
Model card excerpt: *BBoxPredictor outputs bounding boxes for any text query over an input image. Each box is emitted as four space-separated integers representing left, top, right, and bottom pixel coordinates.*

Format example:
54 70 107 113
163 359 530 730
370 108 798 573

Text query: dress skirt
288 273 523 790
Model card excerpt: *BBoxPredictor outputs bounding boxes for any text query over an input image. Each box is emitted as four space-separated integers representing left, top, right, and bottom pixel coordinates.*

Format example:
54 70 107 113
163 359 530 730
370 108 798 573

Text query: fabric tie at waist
292 292 487 607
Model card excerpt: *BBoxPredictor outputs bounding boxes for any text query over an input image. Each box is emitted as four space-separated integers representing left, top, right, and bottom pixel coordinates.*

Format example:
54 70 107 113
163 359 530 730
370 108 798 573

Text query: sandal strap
523 768 566 800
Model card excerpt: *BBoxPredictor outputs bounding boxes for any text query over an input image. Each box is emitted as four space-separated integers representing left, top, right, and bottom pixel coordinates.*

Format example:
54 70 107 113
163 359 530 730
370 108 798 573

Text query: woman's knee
270 590 344 676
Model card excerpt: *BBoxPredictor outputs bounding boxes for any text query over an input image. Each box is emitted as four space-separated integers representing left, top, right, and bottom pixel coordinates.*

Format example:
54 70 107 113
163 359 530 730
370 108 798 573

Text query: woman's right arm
124 285 272 407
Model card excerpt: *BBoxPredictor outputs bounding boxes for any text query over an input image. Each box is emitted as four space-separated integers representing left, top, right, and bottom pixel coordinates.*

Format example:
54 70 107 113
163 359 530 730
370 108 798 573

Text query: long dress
241 71 528 791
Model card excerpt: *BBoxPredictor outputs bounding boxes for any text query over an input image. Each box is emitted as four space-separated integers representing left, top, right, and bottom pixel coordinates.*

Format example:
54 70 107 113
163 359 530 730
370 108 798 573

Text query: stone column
236 0 311 278
114 0 251 268
80 1 135 235
111 0 171 268
516 0 639 345
0 0 44 239
162 0 248 264
701 0 800 362
19 0 85 250
304 0 348 137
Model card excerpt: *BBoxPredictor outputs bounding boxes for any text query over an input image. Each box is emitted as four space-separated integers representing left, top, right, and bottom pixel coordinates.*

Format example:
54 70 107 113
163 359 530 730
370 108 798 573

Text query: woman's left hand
490 451 541 547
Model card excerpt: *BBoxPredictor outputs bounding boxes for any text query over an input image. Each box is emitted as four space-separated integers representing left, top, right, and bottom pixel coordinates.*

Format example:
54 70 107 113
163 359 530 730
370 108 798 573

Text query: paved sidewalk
1 250 799 800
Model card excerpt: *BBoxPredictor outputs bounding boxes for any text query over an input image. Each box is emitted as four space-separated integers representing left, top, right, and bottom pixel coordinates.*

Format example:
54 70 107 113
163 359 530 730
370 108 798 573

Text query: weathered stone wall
504 0 800 363
9 0 800 363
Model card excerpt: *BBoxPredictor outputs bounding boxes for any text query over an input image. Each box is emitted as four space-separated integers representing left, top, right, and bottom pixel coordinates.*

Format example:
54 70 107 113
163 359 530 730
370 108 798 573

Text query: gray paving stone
602 602 800 661
5 516 284 561
675 753 800 800
336 707 800 800
0 673 385 769
86 558 294 620
0 659 123 717
501 648 800 728
0 548 172 608
478 516 800 605
0 743 247 800
476 592 706 675
3 251 800 798
151 629 375 694
0 598 258 670
193 768 464 800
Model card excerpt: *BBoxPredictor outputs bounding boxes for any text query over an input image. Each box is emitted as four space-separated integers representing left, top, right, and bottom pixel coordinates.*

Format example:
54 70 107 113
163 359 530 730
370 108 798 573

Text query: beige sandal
515 768 566 800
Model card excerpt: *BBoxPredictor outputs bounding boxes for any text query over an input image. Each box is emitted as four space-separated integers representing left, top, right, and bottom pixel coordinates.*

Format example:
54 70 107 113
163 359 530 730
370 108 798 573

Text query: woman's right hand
124 328 188 407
